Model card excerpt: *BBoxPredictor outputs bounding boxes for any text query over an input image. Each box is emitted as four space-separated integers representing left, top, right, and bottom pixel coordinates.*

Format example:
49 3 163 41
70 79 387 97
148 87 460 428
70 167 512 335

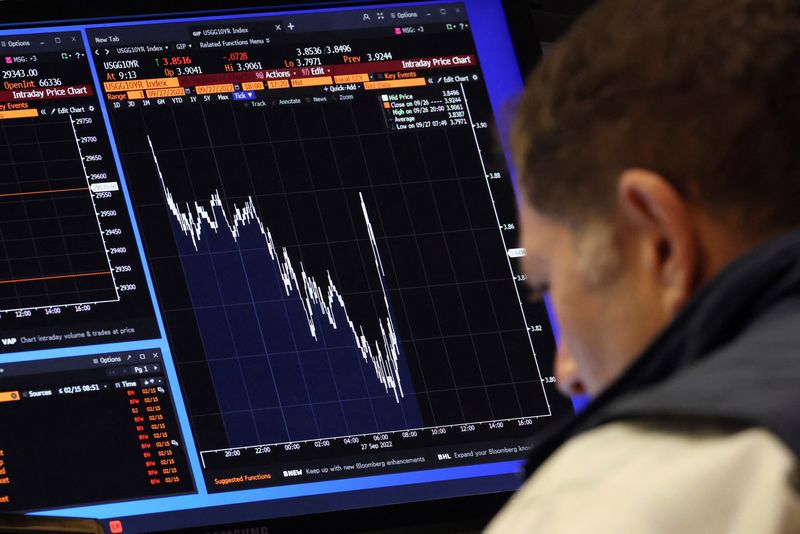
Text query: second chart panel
0 50 159 353
111 85 552 452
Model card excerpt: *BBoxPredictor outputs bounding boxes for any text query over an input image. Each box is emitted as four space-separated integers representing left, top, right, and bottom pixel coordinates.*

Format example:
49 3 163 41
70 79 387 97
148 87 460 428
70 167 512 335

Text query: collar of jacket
525 227 800 476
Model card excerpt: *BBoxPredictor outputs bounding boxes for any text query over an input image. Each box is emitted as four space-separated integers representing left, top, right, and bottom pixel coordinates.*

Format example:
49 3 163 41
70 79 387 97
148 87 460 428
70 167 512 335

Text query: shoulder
487 421 800 533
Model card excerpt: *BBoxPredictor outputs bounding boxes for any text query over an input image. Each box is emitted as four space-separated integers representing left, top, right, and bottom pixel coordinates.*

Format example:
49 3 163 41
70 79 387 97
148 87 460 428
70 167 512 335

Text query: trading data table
0 349 193 510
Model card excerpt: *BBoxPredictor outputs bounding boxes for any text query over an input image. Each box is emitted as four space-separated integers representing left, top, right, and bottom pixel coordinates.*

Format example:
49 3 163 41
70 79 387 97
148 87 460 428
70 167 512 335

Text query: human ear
616 169 700 314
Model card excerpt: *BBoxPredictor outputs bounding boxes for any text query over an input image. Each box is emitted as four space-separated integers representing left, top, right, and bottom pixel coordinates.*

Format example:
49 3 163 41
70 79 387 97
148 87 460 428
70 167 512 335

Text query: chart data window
0 32 159 352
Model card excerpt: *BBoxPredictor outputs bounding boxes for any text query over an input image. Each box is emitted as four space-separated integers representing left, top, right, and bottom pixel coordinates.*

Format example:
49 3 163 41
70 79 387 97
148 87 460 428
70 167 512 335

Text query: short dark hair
512 0 800 233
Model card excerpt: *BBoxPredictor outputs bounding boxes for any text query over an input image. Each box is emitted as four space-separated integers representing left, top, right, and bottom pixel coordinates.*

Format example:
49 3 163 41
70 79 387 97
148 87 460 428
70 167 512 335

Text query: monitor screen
0 1 573 532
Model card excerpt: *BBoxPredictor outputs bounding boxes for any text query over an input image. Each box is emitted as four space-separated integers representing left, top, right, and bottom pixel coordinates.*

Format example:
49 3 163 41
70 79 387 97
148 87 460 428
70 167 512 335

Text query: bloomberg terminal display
0 2 572 532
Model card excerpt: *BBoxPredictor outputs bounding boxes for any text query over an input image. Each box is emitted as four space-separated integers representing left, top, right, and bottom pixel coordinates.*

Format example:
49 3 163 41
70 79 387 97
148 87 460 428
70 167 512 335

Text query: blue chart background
173 204 423 447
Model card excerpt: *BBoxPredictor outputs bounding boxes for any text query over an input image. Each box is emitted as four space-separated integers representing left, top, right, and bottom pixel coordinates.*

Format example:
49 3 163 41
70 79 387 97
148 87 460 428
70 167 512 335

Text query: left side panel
0 29 196 513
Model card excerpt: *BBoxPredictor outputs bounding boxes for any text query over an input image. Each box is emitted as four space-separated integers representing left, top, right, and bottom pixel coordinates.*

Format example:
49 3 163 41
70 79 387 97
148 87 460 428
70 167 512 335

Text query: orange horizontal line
0 187 89 199
0 271 112 285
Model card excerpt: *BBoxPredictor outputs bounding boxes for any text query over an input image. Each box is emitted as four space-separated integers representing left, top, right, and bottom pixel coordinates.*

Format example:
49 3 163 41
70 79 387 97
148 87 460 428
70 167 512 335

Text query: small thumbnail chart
0 114 119 313
0 35 160 352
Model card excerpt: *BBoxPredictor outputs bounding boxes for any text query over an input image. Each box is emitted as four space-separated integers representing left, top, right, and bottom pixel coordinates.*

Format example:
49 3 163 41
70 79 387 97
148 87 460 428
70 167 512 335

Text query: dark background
530 0 597 43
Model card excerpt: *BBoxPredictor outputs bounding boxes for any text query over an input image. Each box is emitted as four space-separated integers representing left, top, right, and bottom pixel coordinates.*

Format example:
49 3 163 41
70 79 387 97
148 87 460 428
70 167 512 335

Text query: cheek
547 270 611 393
550 286 592 348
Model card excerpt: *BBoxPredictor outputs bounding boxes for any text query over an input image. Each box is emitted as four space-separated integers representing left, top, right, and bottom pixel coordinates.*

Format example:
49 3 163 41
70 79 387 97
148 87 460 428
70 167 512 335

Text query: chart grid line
0 271 113 286
460 82 552 415
0 187 90 199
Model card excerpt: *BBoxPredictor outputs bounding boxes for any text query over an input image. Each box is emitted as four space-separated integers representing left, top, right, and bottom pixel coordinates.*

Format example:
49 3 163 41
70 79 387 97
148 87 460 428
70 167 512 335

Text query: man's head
512 0 800 396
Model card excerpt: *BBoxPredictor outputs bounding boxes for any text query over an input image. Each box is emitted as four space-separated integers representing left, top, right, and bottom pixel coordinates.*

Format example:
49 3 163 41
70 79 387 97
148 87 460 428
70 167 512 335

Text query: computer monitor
0 1 574 532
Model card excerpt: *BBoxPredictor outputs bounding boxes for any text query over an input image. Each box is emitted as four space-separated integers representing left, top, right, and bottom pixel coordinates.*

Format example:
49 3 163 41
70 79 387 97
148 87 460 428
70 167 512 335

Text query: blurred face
519 201 666 397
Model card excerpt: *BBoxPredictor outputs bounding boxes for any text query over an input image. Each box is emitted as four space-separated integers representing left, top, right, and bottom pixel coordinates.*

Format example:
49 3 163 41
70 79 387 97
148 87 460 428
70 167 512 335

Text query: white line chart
147 135 407 402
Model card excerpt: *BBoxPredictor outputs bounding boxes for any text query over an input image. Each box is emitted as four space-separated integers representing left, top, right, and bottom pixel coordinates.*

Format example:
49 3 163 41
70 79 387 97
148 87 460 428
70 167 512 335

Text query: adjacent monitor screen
0 1 573 531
